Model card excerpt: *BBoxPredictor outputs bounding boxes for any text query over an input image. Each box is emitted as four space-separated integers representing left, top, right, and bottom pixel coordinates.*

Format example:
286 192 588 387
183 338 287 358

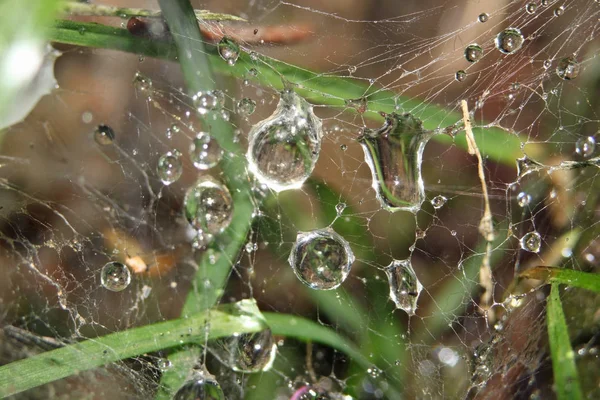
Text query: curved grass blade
521 267 600 293
547 283 583 400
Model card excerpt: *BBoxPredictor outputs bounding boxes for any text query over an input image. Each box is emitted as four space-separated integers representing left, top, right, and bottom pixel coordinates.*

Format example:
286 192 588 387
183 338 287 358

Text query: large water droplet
358 113 432 212
217 37 240 66
157 150 183 185
525 2 538 13
288 228 354 290
133 72 153 92
101 261 131 292
237 97 257 116
575 136 596 158
184 179 233 235
465 44 483 63
189 132 223 170
385 259 422 316
174 377 225 400
495 28 524 54
455 70 467 82
478 13 489 23
247 89 323 192
517 191 532 207
193 91 220 115
520 231 541 253
431 195 447 209
220 329 277 373
556 57 580 80
94 124 115 145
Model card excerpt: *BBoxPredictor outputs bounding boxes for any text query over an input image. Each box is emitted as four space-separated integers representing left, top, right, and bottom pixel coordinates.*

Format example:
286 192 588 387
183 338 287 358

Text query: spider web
1 0 600 399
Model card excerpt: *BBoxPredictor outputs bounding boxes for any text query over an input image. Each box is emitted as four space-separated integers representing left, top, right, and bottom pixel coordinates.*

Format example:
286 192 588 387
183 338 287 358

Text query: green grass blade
521 267 600 293
0 301 266 398
547 283 583 400
48 20 536 168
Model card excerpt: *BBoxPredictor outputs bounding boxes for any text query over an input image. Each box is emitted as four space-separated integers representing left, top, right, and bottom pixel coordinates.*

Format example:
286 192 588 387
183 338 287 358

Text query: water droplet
517 192 532 207
247 90 323 192
157 150 183 185
556 57 580 80
478 13 489 23
345 97 368 114
94 124 115 145
217 37 240 66
554 5 565 16
431 195 447 209
385 259 422 316
575 136 595 158
455 70 467 82
174 377 225 400
132 72 152 92
193 91 220 115
335 202 346 215
189 132 223 170
520 231 542 253
288 228 354 290
157 358 172 371
100 261 131 292
184 179 233 235
340 144 348 151
495 28 524 54
465 44 483 63
525 2 538 13
543 60 552 70
220 329 277 373
358 113 432 212
237 97 257 116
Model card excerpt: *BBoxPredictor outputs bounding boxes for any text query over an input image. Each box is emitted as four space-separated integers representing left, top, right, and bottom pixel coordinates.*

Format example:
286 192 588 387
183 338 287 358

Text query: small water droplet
218 37 240 66
193 91 220 115
132 72 153 92
495 28 524 54
189 132 223 170
157 150 183 185
101 261 131 292
525 2 538 13
431 195 447 209
288 228 354 290
237 97 257 116
94 124 115 145
517 192 532 207
520 231 542 253
335 202 346 215
385 259 422 316
358 113 432 212
158 358 172 371
554 5 565 16
465 44 483 63
556 57 580 80
184 179 233 235
455 70 467 82
478 13 489 23
220 329 277 373
174 377 225 400
247 90 323 192
575 136 595 158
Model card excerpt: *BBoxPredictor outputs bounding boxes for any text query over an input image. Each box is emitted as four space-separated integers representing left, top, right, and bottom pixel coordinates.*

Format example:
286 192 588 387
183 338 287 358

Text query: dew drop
465 44 483 63
478 13 489 23
94 124 115 145
495 28 524 54
221 329 277 373
520 231 542 253
193 91 220 115
431 195 447 209
517 192 532 207
525 2 538 13
189 132 223 170
157 150 183 185
335 202 346 215
575 136 595 158
556 57 580 80
100 261 131 292
288 228 354 290
358 113 432 212
385 259 422 316
217 37 240 66
184 179 233 235
174 377 225 400
455 70 467 82
157 358 172 371
237 97 257 116
247 89 323 192
554 5 565 16
132 72 153 92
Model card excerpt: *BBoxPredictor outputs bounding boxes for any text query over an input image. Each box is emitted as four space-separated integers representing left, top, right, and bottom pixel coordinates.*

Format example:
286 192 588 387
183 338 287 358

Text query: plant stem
61 1 245 21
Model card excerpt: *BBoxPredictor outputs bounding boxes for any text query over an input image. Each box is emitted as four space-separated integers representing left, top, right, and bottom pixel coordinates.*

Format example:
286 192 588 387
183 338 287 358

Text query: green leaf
521 267 600 293
547 283 583 400
0 300 267 398
48 20 538 168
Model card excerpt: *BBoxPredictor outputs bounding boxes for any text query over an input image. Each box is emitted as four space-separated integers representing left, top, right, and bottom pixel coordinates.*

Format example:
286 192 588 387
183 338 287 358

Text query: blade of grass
547 283 583 400
48 20 537 168
521 267 600 293
0 301 266 398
